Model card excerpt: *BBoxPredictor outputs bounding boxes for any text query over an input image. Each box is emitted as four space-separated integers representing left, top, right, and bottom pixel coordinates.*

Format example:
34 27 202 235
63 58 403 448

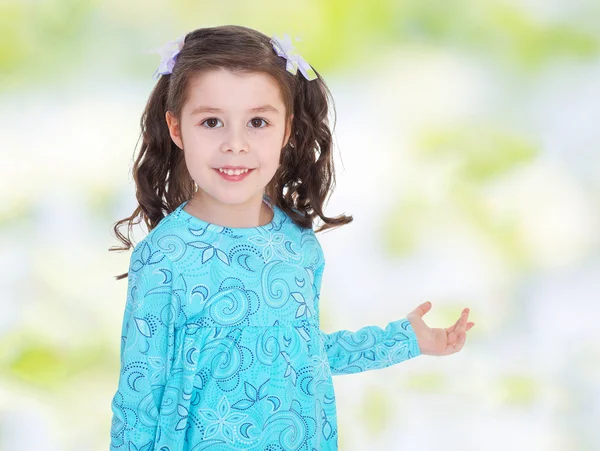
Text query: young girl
109 25 475 451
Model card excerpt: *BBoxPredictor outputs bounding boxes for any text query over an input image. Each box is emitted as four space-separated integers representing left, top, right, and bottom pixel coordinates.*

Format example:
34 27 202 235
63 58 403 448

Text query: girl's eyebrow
191 105 279 115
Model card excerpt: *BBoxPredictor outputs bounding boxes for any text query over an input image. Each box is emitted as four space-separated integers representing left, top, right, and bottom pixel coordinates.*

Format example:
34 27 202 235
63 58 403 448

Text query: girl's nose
221 125 249 154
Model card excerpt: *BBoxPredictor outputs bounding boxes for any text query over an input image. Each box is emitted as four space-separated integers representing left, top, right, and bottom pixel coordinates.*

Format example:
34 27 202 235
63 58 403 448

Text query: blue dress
110 194 421 450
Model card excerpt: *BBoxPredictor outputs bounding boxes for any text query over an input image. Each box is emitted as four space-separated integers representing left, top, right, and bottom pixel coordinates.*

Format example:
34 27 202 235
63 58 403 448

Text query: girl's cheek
253 129 280 141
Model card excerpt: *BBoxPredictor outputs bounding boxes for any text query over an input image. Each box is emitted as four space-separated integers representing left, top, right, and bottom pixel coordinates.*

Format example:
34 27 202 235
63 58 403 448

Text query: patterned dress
109 194 422 450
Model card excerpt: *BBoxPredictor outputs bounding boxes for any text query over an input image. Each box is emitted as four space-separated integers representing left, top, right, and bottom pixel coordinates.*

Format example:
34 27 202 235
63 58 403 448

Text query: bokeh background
1 1 599 450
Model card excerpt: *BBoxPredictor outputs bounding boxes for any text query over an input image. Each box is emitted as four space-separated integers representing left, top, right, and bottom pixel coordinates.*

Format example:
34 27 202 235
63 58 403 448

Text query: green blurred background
1 1 599 450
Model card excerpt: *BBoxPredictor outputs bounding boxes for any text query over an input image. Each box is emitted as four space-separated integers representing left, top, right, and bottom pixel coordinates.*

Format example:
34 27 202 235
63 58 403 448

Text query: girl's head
112 25 353 277
165 68 292 213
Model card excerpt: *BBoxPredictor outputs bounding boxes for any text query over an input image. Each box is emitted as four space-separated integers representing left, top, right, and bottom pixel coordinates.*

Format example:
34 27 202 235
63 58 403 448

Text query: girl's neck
183 193 273 228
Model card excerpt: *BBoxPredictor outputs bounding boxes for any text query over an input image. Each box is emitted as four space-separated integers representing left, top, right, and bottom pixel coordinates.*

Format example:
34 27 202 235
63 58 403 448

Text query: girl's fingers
448 309 469 334
410 301 432 318
457 309 469 331
447 330 457 345
448 331 463 353
446 311 473 354
445 310 474 352
447 309 468 332
454 331 467 352
445 320 459 334
461 308 470 324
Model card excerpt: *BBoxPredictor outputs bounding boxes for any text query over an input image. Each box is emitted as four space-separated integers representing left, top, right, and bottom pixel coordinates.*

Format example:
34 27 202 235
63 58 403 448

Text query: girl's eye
201 118 222 128
249 117 269 128
199 117 269 129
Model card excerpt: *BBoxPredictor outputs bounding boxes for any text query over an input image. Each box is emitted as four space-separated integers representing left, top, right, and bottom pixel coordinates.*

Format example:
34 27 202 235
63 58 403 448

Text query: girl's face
166 68 292 209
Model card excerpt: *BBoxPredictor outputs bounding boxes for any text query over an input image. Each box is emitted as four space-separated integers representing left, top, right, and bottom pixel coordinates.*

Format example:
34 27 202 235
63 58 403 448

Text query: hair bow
270 34 317 81
151 34 186 79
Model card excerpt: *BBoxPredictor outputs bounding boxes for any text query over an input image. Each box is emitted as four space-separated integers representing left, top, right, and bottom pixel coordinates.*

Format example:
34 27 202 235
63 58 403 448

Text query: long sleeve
312 258 422 376
319 319 422 375
109 242 181 450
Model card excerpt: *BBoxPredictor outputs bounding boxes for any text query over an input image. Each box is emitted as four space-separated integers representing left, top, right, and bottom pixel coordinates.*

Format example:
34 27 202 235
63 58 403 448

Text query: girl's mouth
214 168 254 182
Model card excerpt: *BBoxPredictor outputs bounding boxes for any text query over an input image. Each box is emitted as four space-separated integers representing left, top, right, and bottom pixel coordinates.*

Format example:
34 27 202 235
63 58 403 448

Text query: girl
109 25 475 451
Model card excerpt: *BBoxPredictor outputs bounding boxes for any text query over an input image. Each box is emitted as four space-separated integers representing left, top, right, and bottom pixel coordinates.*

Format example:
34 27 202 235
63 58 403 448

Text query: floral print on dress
109 195 421 450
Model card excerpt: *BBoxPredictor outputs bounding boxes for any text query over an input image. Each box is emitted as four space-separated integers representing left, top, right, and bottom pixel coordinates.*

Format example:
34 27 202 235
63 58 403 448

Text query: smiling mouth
214 168 254 181
216 168 253 175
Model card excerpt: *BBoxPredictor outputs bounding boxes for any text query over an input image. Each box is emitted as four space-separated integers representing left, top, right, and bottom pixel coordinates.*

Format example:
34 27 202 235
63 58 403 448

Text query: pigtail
269 70 353 234
110 74 194 280
135 75 194 226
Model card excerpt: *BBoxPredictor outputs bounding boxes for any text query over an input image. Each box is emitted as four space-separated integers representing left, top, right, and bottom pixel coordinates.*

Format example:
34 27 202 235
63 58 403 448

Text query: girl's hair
111 24 353 280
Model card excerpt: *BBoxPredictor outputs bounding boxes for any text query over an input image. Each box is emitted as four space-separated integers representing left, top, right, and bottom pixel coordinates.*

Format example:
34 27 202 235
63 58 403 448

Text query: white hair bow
270 34 317 81
151 34 186 80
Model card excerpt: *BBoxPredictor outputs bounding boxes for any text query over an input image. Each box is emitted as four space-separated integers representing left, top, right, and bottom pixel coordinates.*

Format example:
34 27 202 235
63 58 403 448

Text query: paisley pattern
109 194 421 450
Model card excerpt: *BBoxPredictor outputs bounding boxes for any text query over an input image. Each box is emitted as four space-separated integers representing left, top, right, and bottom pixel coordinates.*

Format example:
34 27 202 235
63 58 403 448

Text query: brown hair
110 25 353 280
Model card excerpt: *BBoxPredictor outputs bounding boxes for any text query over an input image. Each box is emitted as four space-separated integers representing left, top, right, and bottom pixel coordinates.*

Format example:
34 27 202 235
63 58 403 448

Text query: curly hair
110 25 353 280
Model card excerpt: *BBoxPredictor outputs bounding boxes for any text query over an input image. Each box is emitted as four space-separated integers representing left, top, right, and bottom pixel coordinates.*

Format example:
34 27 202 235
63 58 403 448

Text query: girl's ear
166 111 184 150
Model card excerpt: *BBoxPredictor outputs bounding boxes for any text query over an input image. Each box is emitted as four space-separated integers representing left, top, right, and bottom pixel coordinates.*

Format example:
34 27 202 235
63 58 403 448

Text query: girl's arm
109 242 180 450
312 258 421 375
319 318 421 375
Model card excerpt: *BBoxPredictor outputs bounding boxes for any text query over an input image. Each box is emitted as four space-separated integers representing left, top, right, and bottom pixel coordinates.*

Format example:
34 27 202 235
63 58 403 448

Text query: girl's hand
406 301 475 356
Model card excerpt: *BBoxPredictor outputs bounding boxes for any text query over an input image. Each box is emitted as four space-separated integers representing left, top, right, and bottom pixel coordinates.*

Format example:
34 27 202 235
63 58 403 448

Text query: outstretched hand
407 301 475 356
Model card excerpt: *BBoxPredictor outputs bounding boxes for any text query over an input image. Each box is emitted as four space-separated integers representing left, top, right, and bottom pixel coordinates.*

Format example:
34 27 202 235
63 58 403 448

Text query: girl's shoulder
127 203 188 271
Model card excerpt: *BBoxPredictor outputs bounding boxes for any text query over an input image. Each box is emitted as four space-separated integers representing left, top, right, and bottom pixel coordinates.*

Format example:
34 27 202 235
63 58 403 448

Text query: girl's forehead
184 69 286 113
188 69 280 94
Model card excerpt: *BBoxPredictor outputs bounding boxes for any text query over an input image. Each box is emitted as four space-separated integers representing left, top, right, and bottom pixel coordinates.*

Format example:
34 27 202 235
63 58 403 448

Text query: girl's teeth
218 168 249 175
